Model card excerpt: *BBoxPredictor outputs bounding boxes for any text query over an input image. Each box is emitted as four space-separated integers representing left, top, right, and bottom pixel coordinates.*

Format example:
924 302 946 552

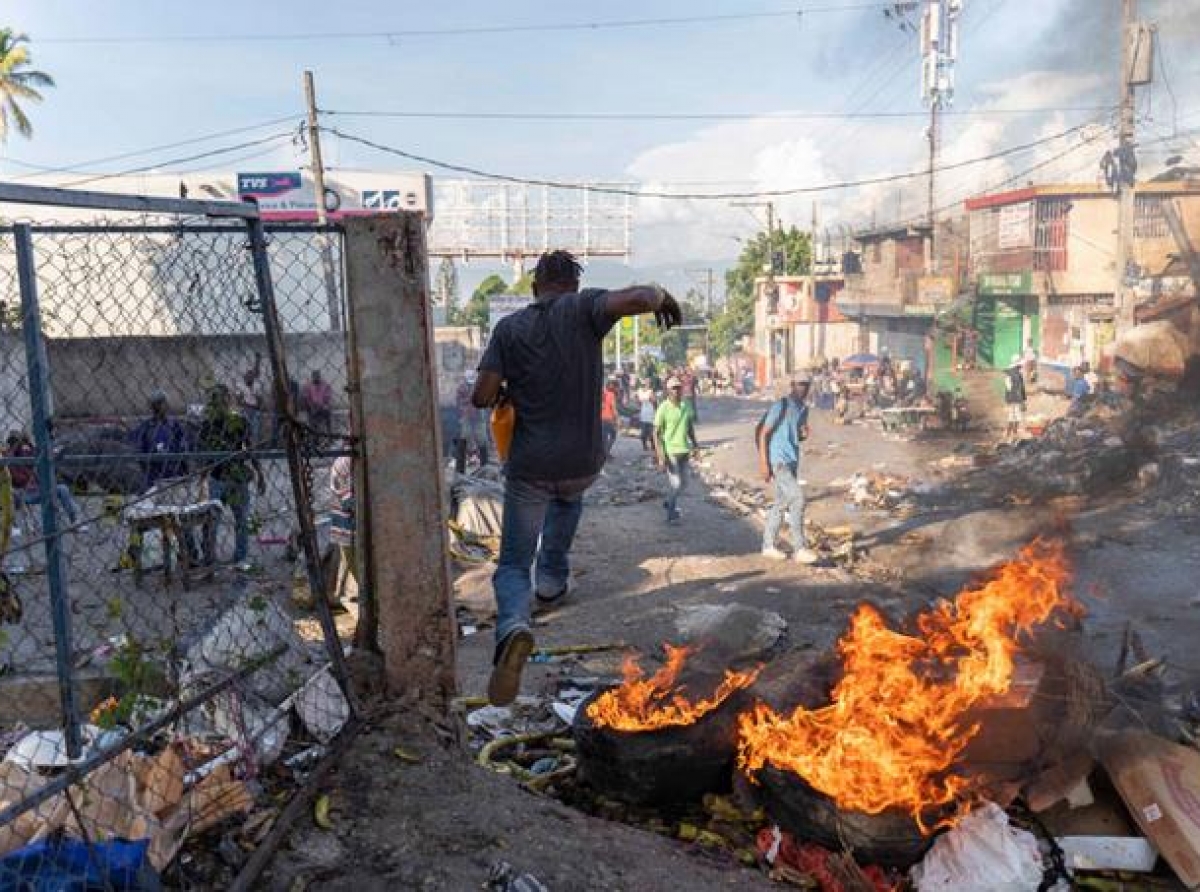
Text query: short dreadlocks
533 250 583 290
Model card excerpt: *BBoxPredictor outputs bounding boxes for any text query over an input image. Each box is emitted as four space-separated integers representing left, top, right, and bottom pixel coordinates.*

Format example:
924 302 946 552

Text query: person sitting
5 429 85 532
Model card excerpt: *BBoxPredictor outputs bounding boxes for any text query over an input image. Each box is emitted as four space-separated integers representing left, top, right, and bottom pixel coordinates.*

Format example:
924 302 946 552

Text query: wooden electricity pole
303 70 343 332
1114 0 1140 331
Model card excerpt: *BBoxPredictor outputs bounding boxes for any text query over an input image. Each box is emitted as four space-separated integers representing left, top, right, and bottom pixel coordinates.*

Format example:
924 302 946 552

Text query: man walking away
654 377 697 524
636 381 657 452
1004 354 1027 441
472 250 681 706
758 375 818 564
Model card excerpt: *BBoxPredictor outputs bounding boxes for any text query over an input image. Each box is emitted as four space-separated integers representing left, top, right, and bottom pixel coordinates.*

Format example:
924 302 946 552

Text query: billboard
236 171 432 221
488 295 533 333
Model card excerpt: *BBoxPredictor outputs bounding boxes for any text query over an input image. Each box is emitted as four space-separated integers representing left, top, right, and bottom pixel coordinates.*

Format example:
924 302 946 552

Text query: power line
320 105 1111 122
35 5 898 45
59 132 294 188
5 116 300 180
325 120 1100 201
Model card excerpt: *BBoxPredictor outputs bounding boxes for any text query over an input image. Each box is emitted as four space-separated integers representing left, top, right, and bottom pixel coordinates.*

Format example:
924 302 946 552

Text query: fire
586 644 762 733
737 539 1077 828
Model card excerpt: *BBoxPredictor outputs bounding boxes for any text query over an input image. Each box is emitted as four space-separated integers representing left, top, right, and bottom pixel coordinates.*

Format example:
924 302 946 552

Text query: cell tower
920 0 963 273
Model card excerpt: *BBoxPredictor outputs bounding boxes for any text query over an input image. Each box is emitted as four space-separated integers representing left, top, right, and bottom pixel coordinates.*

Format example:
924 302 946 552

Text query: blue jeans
763 463 806 550
209 478 252 563
493 475 594 645
664 454 690 516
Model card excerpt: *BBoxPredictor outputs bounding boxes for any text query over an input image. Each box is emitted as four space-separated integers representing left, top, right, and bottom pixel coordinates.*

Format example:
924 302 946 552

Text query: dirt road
268 393 1200 891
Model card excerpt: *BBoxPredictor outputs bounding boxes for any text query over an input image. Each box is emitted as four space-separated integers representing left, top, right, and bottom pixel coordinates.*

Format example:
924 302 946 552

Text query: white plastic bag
912 802 1043 892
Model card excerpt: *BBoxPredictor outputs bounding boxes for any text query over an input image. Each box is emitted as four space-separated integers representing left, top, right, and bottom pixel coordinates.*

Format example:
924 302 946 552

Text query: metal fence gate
0 186 359 889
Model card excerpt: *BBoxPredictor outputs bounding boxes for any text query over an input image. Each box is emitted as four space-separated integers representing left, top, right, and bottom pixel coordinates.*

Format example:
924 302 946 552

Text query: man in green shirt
653 376 697 524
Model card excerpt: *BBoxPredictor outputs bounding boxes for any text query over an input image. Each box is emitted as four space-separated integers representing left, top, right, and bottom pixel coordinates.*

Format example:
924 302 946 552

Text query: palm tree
0 30 54 143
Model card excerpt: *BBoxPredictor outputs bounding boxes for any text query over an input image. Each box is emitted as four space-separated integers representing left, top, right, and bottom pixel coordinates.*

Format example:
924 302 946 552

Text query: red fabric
601 388 618 422
756 828 896 892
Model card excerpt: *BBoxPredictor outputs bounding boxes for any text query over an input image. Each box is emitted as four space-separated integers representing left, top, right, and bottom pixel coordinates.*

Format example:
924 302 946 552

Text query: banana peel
313 793 334 830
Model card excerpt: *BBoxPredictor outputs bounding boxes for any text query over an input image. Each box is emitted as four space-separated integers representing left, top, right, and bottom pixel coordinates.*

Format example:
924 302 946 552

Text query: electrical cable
35 5 903 45
58 131 294 188
5 115 300 181
319 105 1111 122
324 120 1099 201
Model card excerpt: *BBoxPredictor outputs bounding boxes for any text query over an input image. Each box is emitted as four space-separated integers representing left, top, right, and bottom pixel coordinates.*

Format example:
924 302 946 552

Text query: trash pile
841 470 916 515
0 596 351 886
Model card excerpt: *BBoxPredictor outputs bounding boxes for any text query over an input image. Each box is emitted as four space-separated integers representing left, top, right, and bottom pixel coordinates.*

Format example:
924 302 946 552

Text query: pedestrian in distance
758 375 818 564
636 380 657 452
300 369 334 434
131 390 191 492
1004 354 1028 441
653 376 698 525
471 250 682 706
197 384 266 571
601 378 620 459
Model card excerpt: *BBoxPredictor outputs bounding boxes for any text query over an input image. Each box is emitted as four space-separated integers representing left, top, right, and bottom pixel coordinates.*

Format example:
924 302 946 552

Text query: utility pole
810 201 820 360
1114 0 1143 331
731 200 778 382
304 70 342 332
920 1 962 275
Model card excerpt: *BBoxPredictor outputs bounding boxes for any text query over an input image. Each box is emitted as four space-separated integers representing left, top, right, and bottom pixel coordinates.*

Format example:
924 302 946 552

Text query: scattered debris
909 802 1043 892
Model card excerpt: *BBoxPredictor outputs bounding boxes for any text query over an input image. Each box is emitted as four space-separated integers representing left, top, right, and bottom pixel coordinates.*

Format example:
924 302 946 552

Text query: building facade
965 180 1200 378
752 274 851 386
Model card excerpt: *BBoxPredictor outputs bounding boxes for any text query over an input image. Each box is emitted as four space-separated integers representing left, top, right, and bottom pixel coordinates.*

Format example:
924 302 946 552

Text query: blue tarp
0 837 160 892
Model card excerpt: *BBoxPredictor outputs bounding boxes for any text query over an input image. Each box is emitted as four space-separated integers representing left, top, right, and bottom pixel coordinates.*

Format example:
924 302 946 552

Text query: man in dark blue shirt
131 390 190 491
472 250 681 705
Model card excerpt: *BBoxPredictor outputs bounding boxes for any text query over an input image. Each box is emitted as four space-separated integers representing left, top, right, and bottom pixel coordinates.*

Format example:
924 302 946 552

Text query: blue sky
6 0 1200 294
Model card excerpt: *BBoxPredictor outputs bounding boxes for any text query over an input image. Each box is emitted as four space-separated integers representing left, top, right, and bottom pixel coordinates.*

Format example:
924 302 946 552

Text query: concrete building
752 273 851 386
836 220 966 378
965 179 1200 378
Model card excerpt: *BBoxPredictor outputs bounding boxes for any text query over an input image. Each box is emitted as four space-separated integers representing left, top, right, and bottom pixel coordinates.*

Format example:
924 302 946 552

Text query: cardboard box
1099 730 1200 889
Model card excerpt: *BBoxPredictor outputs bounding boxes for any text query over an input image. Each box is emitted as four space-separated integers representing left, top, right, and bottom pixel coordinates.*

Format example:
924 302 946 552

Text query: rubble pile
0 597 351 886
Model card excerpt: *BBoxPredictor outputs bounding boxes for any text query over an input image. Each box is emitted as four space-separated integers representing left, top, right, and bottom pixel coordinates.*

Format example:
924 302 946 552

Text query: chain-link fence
0 189 359 889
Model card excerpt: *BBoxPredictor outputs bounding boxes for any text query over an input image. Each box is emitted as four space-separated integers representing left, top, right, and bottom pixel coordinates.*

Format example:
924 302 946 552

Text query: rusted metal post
343 213 457 702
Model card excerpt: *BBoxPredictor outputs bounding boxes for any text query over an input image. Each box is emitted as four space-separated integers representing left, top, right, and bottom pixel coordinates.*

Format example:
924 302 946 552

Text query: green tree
709 225 811 357
0 31 54 142
459 273 508 332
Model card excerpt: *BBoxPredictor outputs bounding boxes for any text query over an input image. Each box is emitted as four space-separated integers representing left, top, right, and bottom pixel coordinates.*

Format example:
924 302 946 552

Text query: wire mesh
0 214 358 889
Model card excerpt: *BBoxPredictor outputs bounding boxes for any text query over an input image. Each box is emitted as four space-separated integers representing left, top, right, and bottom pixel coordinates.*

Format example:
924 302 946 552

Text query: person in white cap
757 375 818 564
1004 353 1027 440
653 375 697 524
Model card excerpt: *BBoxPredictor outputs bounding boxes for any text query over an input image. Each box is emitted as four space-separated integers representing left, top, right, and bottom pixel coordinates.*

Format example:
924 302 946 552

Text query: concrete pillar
344 213 457 703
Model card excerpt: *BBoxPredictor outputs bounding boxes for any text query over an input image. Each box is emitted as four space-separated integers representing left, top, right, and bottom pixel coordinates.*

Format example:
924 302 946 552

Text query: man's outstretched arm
604 285 683 330
472 371 503 408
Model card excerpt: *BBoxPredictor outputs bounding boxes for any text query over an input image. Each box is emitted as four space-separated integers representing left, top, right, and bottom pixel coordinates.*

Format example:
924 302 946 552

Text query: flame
586 644 762 732
737 539 1077 829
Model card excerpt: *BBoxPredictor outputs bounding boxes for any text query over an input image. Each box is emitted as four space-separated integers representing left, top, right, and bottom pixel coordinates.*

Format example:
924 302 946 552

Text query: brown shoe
487 628 535 706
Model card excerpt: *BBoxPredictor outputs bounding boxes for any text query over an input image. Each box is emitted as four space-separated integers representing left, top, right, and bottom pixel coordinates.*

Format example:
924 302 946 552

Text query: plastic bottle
4 527 27 574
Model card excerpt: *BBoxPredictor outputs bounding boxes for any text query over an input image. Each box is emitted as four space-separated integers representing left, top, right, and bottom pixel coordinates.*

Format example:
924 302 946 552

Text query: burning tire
572 688 749 806
753 765 934 868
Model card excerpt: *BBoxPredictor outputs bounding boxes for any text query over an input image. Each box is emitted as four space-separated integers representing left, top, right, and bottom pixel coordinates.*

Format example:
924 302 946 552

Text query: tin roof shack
965 180 1200 379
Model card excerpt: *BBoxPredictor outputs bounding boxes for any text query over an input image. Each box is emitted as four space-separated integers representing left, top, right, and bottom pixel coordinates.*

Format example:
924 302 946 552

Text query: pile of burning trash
474 539 1200 890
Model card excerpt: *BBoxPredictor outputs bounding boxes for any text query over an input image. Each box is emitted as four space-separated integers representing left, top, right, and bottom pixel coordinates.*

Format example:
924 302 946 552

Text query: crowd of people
0 364 338 575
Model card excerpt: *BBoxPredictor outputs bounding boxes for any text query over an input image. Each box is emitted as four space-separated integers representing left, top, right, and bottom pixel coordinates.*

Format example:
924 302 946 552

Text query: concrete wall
791 322 861 367
45 332 348 419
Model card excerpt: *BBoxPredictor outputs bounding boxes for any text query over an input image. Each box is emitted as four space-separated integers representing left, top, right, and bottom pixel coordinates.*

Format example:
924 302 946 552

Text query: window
1134 196 1169 239
1033 198 1070 272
